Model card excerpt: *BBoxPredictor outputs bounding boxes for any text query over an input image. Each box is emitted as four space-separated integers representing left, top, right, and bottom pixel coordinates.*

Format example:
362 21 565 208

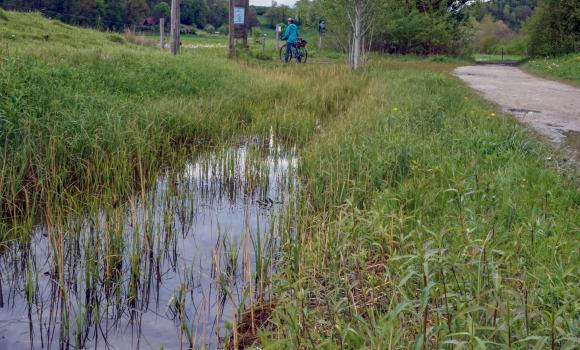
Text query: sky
250 0 296 7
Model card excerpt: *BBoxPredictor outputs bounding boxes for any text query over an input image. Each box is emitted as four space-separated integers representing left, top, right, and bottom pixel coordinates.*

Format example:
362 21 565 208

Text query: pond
0 135 298 349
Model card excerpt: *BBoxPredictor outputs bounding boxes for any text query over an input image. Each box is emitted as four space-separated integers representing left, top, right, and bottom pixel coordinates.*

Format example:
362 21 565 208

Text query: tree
247 6 260 29
181 0 208 27
152 1 170 19
124 0 150 26
346 0 377 69
526 0 580 56
205 0 227 28
264 4 292 29
294 0 313 26
104 0 124 29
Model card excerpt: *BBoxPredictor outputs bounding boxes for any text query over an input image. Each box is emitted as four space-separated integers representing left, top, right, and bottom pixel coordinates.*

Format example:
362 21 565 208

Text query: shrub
123 29 148 45
0 8 8 21
217 24 228 35
108 33 127 44
203 24 215 33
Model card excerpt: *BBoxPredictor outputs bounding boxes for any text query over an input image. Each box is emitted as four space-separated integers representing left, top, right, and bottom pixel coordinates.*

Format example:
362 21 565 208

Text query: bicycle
279 39 308 63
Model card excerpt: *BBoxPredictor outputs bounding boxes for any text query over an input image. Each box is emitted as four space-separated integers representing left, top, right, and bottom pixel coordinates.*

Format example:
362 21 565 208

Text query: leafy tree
181 0 208 27
526 0 580 56
124 0 149 26
468 0 538 30
205 0 227 28
104 0 124 29
152 1 169 19
264 3 292 29
247 6 260 28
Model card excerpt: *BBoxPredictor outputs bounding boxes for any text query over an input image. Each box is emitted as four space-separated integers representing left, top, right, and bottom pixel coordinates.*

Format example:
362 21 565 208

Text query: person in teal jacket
282 17 301 62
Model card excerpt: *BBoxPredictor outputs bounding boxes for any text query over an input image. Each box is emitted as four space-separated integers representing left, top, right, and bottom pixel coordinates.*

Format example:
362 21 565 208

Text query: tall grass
263 62 580 349
524 53 580 85
0 10 364 225
1 10 579 350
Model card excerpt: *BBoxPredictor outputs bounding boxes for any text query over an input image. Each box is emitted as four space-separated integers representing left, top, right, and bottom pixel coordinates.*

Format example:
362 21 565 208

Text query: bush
123 29 149 45
203 24 215 33
217 24 228 35
0 9 8 21
252 27 262 43
108 33 127 44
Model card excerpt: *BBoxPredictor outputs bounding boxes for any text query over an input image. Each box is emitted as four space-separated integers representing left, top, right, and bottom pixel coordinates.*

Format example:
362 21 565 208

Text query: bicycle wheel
299 47 308 63
280 44 294 62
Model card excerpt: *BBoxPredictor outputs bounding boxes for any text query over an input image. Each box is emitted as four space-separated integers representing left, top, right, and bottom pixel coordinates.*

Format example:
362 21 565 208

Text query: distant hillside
0 8 126 47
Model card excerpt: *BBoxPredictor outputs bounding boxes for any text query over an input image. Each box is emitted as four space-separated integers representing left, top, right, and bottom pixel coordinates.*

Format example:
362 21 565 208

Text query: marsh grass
1 10 579 350
0 11 363 226
0 137 298 349
262 63 580 349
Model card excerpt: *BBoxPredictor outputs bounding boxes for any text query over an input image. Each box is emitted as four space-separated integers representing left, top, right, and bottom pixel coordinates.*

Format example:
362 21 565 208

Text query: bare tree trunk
170 0 180 55
352 0 363 70
346 0 372 70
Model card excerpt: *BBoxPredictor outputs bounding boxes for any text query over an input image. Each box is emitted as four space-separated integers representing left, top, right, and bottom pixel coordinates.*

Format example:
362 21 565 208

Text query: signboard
276 25 282 33
233 7 245 25
229 0 249 53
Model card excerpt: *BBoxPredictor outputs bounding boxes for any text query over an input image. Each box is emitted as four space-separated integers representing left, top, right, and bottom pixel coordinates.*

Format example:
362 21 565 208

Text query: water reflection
0 136 298 349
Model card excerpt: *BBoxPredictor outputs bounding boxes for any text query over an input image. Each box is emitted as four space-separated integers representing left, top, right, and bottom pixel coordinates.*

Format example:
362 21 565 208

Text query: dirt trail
454 65 580 161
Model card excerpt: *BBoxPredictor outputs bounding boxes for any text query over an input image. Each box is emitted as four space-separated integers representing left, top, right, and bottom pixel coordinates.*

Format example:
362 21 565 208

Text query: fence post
229 0 235 56
159 17 165 49
275 25 281 51
170 0 180 55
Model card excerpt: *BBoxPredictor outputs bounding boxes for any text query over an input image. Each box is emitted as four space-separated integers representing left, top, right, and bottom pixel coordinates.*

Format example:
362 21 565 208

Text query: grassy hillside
0 9 361 221
524 53 580 85
1 10 579 349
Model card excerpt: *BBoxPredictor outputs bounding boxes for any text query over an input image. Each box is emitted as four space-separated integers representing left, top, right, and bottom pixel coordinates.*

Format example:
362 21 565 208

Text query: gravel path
454 65 580 161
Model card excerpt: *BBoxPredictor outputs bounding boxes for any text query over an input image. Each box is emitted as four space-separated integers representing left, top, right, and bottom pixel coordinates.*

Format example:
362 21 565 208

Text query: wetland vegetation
0 8 579 350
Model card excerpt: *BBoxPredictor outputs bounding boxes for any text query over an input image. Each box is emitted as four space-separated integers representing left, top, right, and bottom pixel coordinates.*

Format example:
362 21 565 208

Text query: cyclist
282 17 301 63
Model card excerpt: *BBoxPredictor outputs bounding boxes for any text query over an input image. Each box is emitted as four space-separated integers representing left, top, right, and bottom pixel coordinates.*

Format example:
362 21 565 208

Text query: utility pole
159 17 165 49
170 0 180 55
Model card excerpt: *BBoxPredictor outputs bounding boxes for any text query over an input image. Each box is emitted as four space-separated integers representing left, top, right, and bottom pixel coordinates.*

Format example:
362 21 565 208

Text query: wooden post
159 17 165 49
229 0 235 56
242 0 249 48
275 25 280 51
170 0 180 55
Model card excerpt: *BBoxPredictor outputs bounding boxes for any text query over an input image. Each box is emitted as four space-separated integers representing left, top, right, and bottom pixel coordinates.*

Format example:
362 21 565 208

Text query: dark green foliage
0 0 227 30
469 0 538 30
526 0 580 56
151 1 169 19
181 0 208 27
374 1 469 55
